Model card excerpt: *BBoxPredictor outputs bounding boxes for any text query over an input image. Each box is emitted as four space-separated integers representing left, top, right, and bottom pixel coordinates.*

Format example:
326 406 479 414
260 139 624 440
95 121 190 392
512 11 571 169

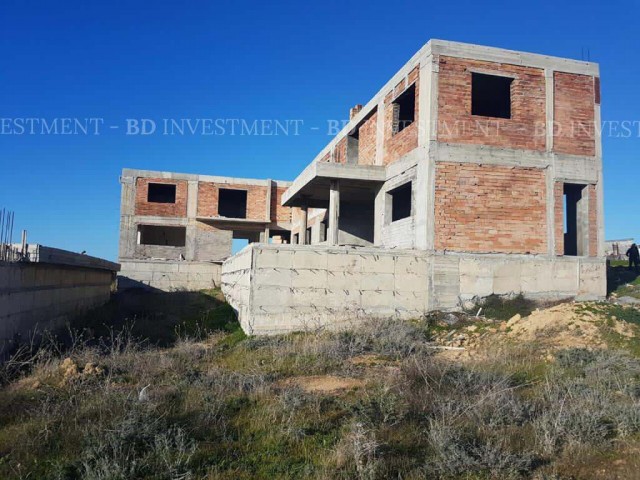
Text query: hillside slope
0 290 639 480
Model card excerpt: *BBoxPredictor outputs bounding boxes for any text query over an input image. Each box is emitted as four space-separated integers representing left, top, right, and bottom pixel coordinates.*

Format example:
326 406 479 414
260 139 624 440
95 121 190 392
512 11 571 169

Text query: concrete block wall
450 253 606 302
379 159 419 249
118 260 222 291
222 245 607 336
0 262 115 346
219 246 253 331
222 244 430 335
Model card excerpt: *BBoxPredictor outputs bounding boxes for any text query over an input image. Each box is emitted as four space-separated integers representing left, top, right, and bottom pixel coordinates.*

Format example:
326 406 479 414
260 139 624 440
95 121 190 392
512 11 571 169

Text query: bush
426 418 535 478
477 294 537 321
534 348 640 454
80 405 196 480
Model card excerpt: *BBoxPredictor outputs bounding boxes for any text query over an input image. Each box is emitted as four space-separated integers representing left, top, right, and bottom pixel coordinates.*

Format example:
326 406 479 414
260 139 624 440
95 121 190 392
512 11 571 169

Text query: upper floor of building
120 168 293 228
289 39 600 179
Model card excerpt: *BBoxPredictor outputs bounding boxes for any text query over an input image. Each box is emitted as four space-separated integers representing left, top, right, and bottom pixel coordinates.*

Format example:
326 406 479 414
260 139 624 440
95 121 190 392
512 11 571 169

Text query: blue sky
0 0 638 261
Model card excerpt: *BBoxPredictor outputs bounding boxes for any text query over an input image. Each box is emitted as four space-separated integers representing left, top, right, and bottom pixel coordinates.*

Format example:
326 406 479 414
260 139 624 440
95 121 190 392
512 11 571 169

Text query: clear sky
1 0 638 261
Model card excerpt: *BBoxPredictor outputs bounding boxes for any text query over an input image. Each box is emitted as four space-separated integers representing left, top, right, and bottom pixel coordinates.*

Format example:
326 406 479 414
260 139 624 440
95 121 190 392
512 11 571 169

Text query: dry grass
0 290 639 479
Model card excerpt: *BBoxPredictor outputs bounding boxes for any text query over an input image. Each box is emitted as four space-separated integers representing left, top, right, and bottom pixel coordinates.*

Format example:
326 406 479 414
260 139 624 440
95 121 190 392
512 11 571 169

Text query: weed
474 294 537 321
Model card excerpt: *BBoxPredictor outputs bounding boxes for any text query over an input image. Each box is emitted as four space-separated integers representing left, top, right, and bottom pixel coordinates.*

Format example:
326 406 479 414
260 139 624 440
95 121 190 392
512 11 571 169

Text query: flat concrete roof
121 168 292 188
282 162 385 207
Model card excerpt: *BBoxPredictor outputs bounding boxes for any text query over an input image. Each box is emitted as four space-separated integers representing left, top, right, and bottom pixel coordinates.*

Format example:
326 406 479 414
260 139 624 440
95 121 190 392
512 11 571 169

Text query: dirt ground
279 375 365 393
432 301 639 362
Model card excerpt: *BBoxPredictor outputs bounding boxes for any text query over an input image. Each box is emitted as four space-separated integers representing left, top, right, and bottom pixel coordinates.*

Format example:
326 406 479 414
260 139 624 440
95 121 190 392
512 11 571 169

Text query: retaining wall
118 260 222 291
0 262 116 347
221 244 606 335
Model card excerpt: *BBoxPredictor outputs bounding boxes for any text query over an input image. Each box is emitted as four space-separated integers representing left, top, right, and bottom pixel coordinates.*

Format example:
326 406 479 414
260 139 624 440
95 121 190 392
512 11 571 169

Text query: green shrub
477 294 537 321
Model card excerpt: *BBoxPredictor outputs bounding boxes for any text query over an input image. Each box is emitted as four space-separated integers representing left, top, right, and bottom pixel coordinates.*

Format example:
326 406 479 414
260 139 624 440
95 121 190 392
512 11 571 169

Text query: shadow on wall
67 288 239 348
2 289 240 365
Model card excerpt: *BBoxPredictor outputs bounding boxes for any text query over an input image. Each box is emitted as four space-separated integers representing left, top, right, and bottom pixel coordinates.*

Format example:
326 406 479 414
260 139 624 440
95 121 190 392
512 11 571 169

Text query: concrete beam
430 39 599 76
121 168 292 188
435 142 551 169
282 162 385 207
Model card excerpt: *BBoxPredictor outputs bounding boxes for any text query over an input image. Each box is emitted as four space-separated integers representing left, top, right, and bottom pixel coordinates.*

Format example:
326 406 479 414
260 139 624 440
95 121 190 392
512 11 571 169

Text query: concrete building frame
221 39 607 334
118 168 293 290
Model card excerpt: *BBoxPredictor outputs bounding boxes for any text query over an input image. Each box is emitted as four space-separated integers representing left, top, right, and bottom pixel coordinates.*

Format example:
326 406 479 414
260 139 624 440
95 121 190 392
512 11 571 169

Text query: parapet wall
222 244 606 335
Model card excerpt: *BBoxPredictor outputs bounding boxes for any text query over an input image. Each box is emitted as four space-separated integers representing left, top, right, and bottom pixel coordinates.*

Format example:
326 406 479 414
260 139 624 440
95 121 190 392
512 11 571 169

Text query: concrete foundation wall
222 244 429 335
222 244 606 336
119 260 222 291
219 247 253 332
0 262 115 346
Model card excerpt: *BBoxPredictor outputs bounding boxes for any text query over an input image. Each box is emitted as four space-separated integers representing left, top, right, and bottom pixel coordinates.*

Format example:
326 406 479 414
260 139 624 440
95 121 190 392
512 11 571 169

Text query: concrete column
373 186 385 245
265 179 272 222
375 101 385 166
594 94 605 257
185 180 199 261
329 180 340 245
118 175 137 259
425 57 439 251
300 206 308 245
544 69 556 256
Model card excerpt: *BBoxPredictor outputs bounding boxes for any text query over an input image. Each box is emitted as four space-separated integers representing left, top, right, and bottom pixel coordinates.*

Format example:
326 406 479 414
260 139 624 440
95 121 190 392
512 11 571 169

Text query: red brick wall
383 67 420 165
437 56 546 151
553 72 596 156
554 182 564 255
334 137 347 164
588 184 598 256
197 182 268 220
358 111 378 165
134 178 187 217
271 185 292 224
434 163 547 253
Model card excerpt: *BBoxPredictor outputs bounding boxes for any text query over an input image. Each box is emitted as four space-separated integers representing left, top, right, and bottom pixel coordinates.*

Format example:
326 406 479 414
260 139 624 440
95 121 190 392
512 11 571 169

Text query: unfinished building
221 40 606 335
118 169 293 290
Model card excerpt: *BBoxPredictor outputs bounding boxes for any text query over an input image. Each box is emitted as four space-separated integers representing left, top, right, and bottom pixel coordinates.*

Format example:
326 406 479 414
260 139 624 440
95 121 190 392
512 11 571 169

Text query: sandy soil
280 375 365 394
433 302 638 362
